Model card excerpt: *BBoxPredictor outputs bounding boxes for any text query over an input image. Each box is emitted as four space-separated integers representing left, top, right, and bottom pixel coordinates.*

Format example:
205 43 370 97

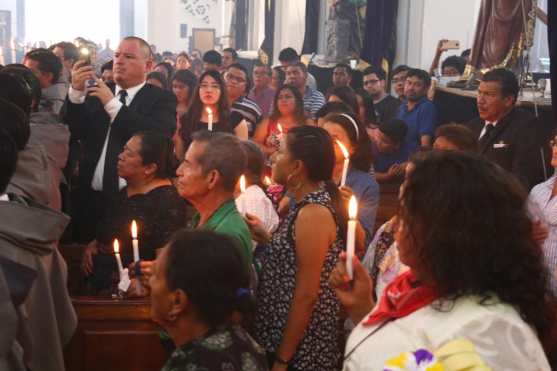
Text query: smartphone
442 40 460 50
79 47 92 65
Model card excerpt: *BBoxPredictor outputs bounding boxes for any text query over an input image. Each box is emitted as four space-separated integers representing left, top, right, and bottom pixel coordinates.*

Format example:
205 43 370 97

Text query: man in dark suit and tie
467 68 546 191
65 36 177 242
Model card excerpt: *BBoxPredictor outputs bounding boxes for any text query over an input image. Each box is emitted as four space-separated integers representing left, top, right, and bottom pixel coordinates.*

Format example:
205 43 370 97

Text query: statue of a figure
326 0 365 61
469 0 533 71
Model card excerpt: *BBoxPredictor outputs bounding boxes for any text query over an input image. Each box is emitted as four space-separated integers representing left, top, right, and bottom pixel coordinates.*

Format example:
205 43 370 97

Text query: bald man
64 36 177 242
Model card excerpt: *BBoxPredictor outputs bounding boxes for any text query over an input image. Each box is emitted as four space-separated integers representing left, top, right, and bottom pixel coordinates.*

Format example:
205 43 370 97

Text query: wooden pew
64 297 168 371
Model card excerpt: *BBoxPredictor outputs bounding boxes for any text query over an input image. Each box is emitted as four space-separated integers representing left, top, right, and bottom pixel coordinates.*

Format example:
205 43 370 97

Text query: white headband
340 113 360 140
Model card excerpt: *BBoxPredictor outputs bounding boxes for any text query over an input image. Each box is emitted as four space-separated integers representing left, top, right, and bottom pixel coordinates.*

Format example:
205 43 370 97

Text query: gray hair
191 131 247 191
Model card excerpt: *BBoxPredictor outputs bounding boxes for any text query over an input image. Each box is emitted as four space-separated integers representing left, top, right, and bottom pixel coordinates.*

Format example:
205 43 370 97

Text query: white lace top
235 185 279 249
343 296 550 371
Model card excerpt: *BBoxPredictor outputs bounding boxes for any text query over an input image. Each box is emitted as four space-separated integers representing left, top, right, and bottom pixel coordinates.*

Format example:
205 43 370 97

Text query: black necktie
479 123 495 148
118 90 128 106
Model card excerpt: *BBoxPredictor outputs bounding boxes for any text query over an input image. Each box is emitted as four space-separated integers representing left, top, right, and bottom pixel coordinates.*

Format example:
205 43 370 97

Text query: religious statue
326 0 366 61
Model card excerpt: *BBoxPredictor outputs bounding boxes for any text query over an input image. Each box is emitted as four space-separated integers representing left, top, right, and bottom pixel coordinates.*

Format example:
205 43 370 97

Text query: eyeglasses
225 73 246 84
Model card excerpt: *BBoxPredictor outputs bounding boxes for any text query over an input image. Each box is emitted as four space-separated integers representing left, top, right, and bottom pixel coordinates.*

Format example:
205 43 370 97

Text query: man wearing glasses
225 63 262 138
363 66 400 125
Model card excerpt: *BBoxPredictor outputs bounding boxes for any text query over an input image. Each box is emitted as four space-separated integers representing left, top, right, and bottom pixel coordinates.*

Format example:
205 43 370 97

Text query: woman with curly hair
331 151 554 370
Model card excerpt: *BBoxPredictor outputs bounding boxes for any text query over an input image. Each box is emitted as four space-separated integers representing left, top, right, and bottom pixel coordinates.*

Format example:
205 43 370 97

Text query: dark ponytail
134 131 178 178
287 126 348 242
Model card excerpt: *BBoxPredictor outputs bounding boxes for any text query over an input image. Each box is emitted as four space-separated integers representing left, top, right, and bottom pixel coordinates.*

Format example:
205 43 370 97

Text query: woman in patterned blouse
150 230 268 371
246 126 347 370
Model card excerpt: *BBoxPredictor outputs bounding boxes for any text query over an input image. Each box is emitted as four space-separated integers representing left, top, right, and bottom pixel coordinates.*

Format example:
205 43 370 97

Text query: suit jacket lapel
129 84 149 111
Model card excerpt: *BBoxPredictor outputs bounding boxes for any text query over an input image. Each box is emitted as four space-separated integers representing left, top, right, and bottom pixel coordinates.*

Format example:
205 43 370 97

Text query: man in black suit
65 36 176 242
467 68 546 191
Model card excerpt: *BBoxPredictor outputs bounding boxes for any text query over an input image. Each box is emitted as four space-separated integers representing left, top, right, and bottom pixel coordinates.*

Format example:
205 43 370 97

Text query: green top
191 199 253 263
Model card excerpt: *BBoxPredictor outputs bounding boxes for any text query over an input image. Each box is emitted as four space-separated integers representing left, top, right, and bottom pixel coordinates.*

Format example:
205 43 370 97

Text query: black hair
288 62 307 75
0 72 32 116
1 65 41 111
165 230 253 328
155 62 175 80
240 140 265 188
101 60 113 73
400 151 555 347
316 101 353 120
406 68 431 87
172 69 198 96
482 68 519 103
323 112 373 172
180 70 230 150
147 71 168 90
226 62 252 93
354 90 377 127
269 84 306 124
441 56 466 75
391 64 410 78
223 48 238 61
24 48 63 84
176 52 191 62
435 124 477 152
278 47 299 63
363 66 386 81
461 49 471 59
286 126 347 240
327 86 359 116
0 97 30 151
203 50 222 66
272 66 286 88
133 131 178 178
190 131 247 192
253 60 272 76
51 41 79 63
0 130 18 194
334 63 353 76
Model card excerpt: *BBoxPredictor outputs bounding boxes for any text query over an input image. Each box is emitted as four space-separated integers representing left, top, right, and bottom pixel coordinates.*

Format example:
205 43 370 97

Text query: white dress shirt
479 120 497 139
68 82 146 191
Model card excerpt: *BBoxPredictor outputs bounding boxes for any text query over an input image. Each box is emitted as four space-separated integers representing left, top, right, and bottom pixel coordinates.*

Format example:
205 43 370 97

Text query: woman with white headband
322 112 379 248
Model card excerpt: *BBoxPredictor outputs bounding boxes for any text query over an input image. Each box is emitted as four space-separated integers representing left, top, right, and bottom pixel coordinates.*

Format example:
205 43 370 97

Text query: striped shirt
230 95 262 137
527 175 557 295
303 87 326 119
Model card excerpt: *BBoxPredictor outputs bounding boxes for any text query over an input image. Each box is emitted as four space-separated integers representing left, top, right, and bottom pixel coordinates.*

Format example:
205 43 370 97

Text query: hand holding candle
336 140 350 187
346 195 358 280
206 107 213 131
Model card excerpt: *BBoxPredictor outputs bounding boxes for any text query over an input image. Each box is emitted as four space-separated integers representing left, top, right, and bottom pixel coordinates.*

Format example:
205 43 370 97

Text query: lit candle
264 176 272 186
131 220 140 262
239 174 246 194
277 123 284 141
206 107 213 131
346 195 358 280
113 239 124 276
336 140 350 187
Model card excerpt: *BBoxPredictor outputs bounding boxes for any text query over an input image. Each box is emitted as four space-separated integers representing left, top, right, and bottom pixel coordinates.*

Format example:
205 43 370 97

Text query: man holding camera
64 36 176 242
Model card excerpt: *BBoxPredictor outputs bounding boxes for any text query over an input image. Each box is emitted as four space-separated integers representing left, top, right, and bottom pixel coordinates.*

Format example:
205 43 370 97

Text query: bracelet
275 354 290 365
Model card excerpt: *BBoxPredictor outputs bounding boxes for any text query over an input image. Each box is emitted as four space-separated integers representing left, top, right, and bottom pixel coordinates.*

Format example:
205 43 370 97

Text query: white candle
131 220 140 262
336 140 350 187
239 174 246 194
206 107 213 131
277 123 284 141
346 195 358 280
113 239 124 276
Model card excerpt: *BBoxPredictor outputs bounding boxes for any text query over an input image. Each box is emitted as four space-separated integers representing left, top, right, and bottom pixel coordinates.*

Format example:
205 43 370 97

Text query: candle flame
131 220 138 239
336 140 349 159
205 107 213 116
264 176 272 186
277 123 283 134
113 239 120 254
348 195 358 219
239 174 246 193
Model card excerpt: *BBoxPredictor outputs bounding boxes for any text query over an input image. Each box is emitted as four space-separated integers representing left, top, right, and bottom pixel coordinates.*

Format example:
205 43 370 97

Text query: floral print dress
254 188 342 370
161 326 268 371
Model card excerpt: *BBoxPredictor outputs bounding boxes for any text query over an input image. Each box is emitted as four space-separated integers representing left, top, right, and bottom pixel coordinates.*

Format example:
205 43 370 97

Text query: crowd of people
0 34 556 371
